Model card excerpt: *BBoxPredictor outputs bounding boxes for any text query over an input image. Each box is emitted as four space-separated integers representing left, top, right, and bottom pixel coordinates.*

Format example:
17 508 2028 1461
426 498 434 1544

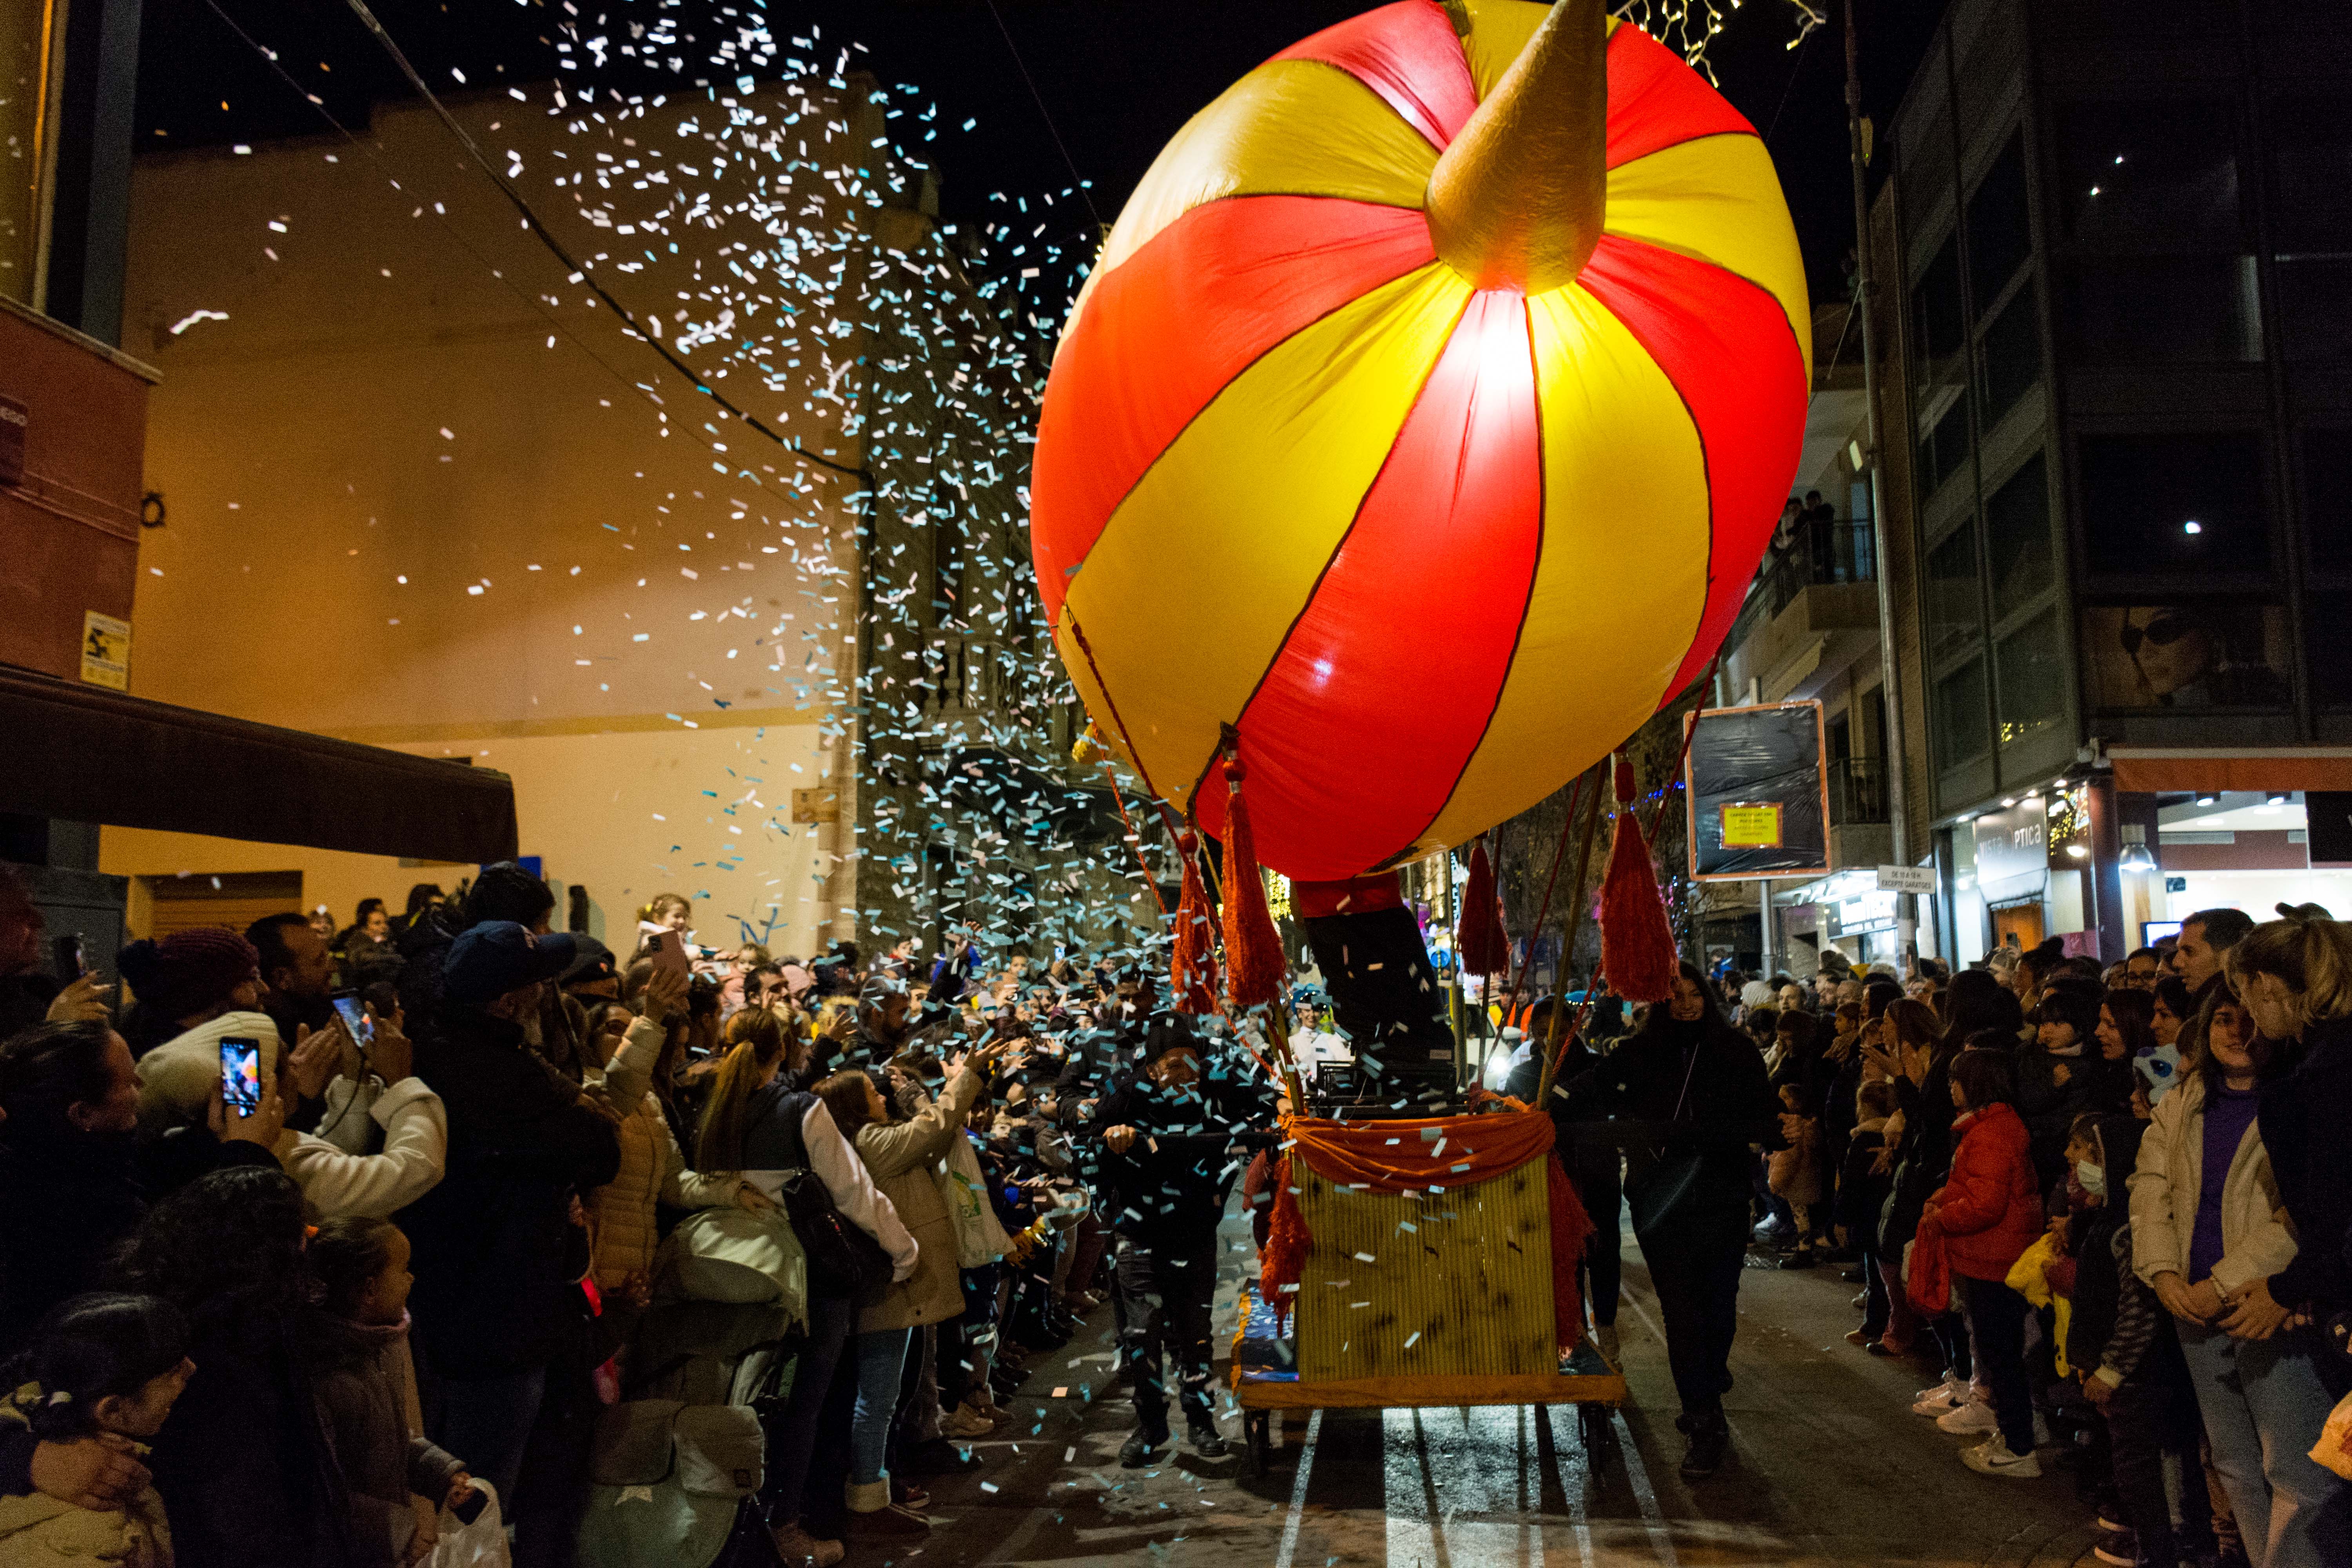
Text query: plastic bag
2314 1390 2352 1483
423 1481 511 1568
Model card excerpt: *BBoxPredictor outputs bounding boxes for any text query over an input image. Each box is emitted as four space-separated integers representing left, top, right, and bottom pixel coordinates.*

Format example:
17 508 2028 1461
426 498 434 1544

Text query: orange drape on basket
1259 1109 1593 1354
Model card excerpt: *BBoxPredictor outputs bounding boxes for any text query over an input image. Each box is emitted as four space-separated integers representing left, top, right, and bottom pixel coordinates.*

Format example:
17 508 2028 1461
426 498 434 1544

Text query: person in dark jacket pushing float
1556 963 1783 1481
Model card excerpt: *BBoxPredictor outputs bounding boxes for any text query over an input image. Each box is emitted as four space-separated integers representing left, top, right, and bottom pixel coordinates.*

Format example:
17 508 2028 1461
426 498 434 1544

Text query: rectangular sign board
1876 864 1936 895
1685 701 1831 882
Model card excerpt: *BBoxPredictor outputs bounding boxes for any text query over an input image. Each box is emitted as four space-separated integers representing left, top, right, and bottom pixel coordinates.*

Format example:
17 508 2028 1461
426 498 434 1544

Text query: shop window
1925 522 1984 664
1995 608 2067 749
2301 428 2352 575
1984 454 2053 619
2057 101 2243 252
2277 259 2352 365
2267 96 2352 255
1933 657 1991 768
2060 257 2263 364
2078 433 2270 579
2306 592 2352 709
1967 135 2033 311
1976 285 2042 430
2079 601 2291 711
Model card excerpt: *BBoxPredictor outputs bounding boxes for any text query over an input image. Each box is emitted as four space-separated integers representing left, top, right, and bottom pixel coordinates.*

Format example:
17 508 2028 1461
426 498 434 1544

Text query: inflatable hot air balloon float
1032 0 1811 882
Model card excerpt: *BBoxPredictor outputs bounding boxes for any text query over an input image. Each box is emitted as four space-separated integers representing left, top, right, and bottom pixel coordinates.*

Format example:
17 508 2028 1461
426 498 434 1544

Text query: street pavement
882 1204 2105 1568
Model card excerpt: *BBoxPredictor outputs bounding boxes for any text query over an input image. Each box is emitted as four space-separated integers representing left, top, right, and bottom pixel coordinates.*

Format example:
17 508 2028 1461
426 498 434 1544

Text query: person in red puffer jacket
1919 1047 2045 1478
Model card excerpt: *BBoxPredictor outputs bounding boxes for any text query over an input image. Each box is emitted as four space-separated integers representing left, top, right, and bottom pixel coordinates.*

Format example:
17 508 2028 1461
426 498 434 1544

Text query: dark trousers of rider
1112 1231 1218 1436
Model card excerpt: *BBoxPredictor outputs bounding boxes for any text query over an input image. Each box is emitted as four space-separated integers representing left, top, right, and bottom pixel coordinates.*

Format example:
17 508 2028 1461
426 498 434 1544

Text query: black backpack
768 1168 892 1308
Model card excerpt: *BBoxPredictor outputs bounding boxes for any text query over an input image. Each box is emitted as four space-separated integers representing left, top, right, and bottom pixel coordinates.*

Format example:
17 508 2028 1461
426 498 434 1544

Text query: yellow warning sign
1719 803 1783 849
80 612 130 691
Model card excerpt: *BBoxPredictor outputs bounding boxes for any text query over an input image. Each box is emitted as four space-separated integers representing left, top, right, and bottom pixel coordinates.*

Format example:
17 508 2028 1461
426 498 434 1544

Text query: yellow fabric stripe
1409 280 1711 859
1061 263 1474 813
1603 132 1814 379
1459 0 1620 99
1088 59 1439 290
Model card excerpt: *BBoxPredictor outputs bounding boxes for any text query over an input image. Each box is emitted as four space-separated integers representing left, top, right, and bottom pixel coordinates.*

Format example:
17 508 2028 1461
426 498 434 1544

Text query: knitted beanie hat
117 927 261 1020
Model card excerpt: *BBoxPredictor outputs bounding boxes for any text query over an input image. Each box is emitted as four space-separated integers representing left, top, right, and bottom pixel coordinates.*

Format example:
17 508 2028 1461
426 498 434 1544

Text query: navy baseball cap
444 922 577 1005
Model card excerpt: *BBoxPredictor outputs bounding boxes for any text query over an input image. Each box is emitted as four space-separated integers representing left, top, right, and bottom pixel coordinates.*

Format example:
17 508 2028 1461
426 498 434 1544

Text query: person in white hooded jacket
2129 992 2344 1568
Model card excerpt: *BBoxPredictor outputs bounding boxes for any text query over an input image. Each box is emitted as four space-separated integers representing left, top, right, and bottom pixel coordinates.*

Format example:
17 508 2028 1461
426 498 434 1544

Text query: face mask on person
2074 1159 2105 1199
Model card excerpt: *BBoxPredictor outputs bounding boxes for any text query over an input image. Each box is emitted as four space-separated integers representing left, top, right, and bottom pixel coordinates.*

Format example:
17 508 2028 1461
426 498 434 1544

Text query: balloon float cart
1229 1108 1626 1477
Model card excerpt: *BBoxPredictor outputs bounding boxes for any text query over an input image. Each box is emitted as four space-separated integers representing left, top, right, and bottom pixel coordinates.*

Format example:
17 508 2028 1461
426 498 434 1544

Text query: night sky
137 0 1942 311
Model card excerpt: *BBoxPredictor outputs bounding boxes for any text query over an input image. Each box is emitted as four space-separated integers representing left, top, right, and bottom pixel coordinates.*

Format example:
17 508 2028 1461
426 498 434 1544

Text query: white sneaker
940 1405 995 1439
1960 1435 2042 1478
1911 1376 1965 1416
1936 1399 2001 1436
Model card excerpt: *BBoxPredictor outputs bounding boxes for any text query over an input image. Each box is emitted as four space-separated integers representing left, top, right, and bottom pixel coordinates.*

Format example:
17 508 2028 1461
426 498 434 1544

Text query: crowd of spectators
1700 915 2350 1567
0 863 1279 1568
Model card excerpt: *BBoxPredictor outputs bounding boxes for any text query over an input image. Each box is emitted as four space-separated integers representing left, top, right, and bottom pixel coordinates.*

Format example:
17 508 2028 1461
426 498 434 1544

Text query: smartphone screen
219 1037 263 1115
652 928 690 976
331 992 374 1049
52 934 85 982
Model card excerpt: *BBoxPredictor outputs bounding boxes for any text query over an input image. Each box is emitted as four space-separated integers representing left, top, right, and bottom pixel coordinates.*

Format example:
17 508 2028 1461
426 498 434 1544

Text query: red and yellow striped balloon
1032 0 1811 882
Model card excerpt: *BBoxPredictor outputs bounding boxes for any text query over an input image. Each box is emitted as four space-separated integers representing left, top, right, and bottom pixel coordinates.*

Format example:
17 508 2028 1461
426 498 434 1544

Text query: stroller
577 1205 808 1568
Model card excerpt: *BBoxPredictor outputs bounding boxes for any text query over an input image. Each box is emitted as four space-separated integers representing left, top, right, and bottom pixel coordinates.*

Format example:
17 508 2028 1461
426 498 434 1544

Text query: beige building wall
107 82 883 952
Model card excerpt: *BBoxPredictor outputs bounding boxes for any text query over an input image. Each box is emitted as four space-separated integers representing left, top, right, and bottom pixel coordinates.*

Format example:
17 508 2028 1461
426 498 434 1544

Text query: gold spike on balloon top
1424 0 1610 296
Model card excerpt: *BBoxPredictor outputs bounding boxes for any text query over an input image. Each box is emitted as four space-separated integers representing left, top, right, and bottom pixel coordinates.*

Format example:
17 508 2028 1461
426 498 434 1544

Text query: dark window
2278 259 2352 365
1933 657 1991 768
1985 455 2054 619
2268 96 2352 255
1967 136 2033 309
2300 428 2352 576
2078 434 2270 578
2308 592 2352 709
1925 523 1984 664
1976 286 2042 429
1911 234 1966 377
2057 101 2243 251
1996 608 2068 749
1918 394 1973 497
2081 602 2292 711
2061 258 2263 363
1900 98 1956 240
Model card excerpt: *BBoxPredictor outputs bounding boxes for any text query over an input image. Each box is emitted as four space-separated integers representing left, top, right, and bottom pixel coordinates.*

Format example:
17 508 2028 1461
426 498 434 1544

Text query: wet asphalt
860 1203 2104 1568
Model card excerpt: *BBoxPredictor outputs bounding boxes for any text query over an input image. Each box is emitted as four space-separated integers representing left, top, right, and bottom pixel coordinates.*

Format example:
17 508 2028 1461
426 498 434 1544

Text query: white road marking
1610 1410 1680 1566
1272 1408 1323 1568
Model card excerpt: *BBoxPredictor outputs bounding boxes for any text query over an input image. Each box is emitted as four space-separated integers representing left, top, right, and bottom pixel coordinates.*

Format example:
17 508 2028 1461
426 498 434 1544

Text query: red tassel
1454 837 1511 976
1218 733 1286 1011
1260 1155 1311 1330
1545 1152 1595 1356
1169 831 1220 1016
1599 752 1677 1003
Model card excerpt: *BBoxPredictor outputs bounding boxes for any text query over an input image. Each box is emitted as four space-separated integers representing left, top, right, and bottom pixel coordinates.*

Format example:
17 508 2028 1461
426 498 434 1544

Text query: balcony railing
1726 517 1878 654
1827 755 1890 826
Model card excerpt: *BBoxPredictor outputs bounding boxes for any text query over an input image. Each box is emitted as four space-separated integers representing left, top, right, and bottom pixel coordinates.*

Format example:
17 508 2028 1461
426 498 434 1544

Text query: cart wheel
1578 1403 1609 1469
1241 1410 1270 1478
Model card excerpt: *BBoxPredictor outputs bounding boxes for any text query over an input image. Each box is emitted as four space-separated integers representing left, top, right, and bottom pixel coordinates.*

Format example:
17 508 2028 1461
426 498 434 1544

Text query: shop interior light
2066 843 2089 858
2184 520 2203 535
2002 797 2018 807
2268 794 2289 806
2119 822 2157 873
2196 794 2219 806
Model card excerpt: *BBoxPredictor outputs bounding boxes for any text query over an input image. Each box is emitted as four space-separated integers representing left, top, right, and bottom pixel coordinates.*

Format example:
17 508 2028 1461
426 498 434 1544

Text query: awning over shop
2108 748 2352 796
0 663 518 863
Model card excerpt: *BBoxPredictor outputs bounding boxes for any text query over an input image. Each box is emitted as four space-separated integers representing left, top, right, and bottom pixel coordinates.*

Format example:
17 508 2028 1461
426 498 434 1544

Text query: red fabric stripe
1201 290 1540 880
1605 22 1757 167
1276 0 1479 150
1575 235 1809 699
1031 196 1437 624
